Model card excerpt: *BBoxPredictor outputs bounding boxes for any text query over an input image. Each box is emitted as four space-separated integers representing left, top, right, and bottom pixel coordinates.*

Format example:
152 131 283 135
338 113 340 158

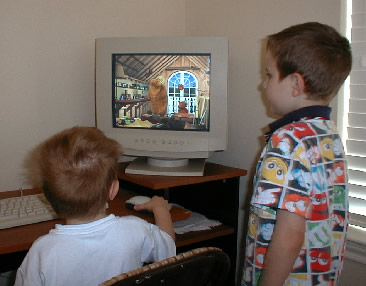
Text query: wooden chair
99 247 230 286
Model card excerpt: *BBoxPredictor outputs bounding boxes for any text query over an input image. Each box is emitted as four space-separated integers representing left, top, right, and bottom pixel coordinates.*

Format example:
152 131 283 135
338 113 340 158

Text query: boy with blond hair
15 126 175 286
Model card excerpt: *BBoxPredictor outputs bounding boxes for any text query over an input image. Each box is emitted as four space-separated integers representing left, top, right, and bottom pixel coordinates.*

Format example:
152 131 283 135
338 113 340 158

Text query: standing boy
15 126 175 286
242 22 352 286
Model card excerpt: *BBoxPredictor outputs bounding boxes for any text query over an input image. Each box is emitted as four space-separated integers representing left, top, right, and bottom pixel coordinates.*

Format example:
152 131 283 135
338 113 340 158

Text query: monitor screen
96 37 228 176
113 53 211 133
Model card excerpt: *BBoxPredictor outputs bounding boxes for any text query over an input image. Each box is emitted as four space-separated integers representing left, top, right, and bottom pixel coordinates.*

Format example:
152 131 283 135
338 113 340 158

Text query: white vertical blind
346 0 366 229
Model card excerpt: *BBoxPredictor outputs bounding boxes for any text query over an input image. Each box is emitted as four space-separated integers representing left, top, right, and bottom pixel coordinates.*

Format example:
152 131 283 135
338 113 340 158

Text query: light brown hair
267 22 352 101
38 126 122 219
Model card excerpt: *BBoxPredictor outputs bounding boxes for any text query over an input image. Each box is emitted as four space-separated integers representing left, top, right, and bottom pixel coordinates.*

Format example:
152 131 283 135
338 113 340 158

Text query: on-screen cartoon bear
147 76 167 117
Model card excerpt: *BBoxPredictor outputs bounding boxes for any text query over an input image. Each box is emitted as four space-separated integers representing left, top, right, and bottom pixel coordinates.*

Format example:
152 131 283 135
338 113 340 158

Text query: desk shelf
175 224 234 248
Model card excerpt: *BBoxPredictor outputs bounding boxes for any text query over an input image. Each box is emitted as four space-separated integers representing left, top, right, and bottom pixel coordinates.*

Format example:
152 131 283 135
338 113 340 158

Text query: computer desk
0 187 190 272
117 162 247 286
0 162 247 285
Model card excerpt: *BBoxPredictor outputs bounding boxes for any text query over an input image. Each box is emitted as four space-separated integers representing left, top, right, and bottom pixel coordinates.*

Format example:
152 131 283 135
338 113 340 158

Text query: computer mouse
125 196 152 212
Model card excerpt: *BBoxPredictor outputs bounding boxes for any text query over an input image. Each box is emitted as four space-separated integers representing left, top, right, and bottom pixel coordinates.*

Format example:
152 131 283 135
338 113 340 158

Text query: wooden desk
0 187 190 272
0 162 247 286
118 162 247 286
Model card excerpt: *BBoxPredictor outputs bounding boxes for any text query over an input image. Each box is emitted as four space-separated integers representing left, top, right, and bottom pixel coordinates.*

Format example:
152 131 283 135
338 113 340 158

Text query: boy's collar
265 105 331 141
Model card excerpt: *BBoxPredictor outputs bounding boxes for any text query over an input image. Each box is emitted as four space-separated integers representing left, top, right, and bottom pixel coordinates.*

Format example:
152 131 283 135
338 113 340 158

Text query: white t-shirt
15 214 176 286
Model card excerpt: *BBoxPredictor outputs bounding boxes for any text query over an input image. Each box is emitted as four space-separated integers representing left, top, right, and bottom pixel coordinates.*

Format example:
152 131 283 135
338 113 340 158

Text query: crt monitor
95 36 228 176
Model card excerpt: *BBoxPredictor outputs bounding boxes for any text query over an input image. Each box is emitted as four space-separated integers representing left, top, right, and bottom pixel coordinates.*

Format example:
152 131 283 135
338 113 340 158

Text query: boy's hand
134 196 172 212
134 196 175 241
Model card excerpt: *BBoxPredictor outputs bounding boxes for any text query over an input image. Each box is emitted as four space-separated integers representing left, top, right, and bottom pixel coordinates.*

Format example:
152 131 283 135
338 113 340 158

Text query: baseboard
345 240 366 265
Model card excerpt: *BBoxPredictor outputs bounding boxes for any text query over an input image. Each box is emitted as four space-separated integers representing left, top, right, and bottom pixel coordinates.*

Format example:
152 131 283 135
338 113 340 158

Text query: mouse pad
109 191 192 223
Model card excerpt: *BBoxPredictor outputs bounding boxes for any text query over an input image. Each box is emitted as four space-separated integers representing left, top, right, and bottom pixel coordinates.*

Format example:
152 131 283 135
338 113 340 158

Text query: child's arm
134 196 176 241
259 209 305 286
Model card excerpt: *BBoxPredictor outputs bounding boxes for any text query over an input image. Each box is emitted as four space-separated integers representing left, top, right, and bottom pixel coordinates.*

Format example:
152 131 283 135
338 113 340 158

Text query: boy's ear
290 73 305 97
109 180 119 200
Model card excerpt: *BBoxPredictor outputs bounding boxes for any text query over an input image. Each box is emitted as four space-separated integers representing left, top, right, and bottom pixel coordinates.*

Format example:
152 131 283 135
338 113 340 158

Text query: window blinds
347 0 366 229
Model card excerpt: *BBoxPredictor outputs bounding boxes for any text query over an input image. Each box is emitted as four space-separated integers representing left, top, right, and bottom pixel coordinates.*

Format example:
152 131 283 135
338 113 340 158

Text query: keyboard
0 193 58 229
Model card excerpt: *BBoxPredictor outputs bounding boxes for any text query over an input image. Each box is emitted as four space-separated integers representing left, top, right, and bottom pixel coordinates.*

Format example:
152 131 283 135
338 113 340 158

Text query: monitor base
125 157 206 176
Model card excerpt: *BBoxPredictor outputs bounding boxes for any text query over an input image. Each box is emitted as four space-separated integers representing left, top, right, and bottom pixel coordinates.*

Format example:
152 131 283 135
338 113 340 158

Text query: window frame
338 0 366 251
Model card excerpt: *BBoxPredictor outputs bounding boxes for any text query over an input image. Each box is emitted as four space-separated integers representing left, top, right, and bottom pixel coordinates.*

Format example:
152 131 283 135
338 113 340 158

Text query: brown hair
38 126 122 219
267 22 352 101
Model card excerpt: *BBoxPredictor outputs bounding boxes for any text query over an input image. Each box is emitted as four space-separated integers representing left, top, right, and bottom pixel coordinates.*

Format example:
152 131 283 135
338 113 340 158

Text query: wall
0 0 186 191
1 0 364 284
340 257 366 285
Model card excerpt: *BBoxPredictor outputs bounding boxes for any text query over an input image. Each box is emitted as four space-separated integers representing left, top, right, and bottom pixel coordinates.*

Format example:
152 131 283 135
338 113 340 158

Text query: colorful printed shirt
242 106 349 286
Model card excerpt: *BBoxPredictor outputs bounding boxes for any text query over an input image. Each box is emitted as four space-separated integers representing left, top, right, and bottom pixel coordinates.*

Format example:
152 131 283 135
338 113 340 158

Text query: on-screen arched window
167 71 198 115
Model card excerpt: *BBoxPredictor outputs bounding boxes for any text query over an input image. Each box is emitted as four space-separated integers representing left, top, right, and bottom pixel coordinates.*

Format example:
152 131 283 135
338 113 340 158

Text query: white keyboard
0 193 58 229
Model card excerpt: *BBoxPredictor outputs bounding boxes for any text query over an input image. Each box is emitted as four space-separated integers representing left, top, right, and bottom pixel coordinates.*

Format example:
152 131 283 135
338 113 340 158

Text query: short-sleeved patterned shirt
242 106 349 286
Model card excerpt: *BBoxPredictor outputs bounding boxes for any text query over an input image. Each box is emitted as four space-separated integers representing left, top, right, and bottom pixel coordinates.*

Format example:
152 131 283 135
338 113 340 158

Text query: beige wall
1 0 364 284
0 0 341 192
0 0 186 191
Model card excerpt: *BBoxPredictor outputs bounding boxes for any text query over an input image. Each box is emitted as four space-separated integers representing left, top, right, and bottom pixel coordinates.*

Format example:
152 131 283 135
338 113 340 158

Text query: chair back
99 247 230 286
